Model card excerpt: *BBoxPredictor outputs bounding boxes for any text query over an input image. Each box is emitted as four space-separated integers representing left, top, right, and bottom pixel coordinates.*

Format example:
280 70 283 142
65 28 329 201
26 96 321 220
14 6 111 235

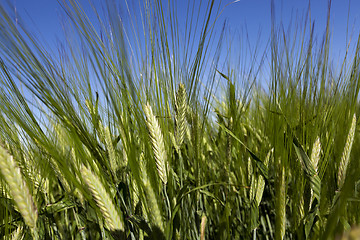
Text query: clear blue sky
8 0 360 69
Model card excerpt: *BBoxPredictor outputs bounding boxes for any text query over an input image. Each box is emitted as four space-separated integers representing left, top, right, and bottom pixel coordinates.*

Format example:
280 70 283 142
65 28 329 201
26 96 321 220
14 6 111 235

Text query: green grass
0 0 360 239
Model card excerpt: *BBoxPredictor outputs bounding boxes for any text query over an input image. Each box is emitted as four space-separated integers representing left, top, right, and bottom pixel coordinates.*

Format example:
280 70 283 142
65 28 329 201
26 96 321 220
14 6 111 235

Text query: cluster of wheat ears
0 0 360 239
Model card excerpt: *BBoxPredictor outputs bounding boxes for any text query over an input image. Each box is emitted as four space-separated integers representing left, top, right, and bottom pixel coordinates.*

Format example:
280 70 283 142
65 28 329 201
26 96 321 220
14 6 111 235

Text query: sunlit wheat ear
143 102 168 184
175 83 187 147
80 165 124 231
337 114 356 189
310 137 321 207
310 137 321 172
0 146 37 229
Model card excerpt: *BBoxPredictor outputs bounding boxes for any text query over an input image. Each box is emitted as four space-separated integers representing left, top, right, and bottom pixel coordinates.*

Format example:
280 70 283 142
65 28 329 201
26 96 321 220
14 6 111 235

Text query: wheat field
0 0 360 239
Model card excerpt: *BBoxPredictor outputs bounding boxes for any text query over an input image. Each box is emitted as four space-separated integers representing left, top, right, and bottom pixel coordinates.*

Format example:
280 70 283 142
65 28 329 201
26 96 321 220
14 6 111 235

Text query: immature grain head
175 83 187 147
310 137 321 173
81 165 124 231
143 102 168 184
337 114 356 189
0 146 38 229
309 137 321 208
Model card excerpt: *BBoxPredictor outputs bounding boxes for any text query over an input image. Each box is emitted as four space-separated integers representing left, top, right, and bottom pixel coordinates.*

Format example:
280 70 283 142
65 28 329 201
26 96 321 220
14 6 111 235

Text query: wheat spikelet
337 114 356 189
11 225 24 240
175 83 187 147
310 137 321 171
81 165 124 231
143 102 167 184
0 146 38 229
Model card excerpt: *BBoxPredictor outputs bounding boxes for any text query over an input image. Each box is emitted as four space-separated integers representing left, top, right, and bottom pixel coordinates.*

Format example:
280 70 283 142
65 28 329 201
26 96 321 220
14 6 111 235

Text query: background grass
0 0 360 239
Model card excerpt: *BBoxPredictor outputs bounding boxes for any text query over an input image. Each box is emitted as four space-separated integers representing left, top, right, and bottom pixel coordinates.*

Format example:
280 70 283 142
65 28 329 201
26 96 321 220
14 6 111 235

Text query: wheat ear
310 137 321 207
81 165 124 231
337 114 356 189
0 146 38 229
143 102 168 184
175 83 187 147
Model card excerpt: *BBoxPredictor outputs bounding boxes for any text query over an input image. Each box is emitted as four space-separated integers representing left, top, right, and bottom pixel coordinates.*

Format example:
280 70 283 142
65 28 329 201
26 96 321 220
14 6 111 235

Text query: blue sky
11 0 360 57
2 0 359 122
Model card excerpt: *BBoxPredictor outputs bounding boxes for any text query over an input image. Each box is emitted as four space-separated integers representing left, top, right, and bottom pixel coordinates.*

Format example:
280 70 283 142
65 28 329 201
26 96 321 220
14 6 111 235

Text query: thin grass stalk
80 165 124 231
0 145 38 229
275 165 286 240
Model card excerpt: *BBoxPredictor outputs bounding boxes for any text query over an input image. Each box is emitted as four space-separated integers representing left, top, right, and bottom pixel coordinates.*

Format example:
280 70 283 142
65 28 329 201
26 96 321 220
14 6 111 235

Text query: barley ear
310 137 321 207
338 114 356 189
310 137 321 172
0 146 38 229
175 83 187 147
144 103 168 184
81 165 124 231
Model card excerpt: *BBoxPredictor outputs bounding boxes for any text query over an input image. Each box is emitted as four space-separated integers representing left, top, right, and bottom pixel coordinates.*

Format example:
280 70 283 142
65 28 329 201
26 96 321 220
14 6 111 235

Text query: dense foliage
0 0 360 239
